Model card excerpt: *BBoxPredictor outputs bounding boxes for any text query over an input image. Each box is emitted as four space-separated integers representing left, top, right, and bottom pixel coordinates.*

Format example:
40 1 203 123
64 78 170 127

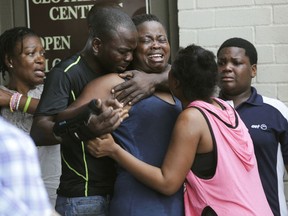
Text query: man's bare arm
112 66 170 105
30 115 60 146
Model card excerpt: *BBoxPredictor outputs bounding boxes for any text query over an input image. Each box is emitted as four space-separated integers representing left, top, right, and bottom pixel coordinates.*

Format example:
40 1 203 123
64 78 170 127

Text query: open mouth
148 54 164 62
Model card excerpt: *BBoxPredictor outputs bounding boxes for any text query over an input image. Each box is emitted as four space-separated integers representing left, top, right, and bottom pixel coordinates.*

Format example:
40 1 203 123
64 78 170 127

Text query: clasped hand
87 134 118 158
86 98 129 137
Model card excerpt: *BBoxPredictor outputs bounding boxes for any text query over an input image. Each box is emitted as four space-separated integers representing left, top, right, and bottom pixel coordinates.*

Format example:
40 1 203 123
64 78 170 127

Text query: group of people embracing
0 2 287 216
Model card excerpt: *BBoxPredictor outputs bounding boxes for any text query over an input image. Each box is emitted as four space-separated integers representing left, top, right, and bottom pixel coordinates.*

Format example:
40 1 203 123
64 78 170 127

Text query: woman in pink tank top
89 44 273 215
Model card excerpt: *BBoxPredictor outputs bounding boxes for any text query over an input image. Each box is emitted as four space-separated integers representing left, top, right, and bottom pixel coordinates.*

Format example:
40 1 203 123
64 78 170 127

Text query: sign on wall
26 0 147 72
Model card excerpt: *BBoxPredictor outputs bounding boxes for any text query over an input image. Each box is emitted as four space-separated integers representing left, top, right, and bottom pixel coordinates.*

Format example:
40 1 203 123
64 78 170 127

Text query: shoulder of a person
178 106 204 123
262 95 287 109
88 73 124 87
47 53 82 73
262 95 288 118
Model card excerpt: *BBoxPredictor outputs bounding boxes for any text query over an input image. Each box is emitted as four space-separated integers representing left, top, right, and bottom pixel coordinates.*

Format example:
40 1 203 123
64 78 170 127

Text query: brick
179 10 214 28
198 27 253 47
274 5 288 24
256 45 274 64
178 0 195 9
204 47 218 55
255 0 288 4
278 84 288 102
257 65 288 82
275 45 288 63
216 7 271 27
197 0 253 8
256 26 288 43
179 30 197 47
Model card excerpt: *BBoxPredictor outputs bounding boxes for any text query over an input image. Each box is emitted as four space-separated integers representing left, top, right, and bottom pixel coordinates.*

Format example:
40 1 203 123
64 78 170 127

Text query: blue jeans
55 195 110 216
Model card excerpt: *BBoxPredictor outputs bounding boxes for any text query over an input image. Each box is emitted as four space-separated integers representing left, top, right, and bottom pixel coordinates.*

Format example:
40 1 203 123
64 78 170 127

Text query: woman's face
133 20 170 73
9 35 46 87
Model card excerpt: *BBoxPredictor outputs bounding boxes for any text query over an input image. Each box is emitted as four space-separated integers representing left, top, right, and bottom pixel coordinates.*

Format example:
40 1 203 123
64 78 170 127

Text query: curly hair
171 44 218 102
0 27 39 79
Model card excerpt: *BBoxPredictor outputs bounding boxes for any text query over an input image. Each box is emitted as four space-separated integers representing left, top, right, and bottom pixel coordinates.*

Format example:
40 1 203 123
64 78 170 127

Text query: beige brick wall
178 0 288 206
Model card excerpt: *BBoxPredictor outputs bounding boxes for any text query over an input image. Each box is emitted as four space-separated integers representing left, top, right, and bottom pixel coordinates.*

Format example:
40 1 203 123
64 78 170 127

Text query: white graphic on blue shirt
251 124 267 130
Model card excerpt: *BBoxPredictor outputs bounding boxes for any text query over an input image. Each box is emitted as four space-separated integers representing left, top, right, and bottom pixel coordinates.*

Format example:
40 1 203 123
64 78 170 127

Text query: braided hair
0 27 39 79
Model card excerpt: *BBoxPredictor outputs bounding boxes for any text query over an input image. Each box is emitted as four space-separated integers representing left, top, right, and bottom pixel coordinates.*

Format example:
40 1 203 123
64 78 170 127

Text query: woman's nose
151 40 161 49
36 53 45 64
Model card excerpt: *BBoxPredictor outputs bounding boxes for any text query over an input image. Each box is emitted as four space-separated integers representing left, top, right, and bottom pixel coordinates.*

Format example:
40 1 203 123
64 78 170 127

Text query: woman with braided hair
0 27 44 114
0 26 61 207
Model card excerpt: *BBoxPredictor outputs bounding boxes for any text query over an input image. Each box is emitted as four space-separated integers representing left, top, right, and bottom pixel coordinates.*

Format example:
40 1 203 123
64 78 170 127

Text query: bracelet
9 92 22 112
23 96 32 113
9 94 14 112
16 94 23 111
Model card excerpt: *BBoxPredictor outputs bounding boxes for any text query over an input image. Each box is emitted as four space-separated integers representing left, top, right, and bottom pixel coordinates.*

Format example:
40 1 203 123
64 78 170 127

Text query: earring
9 64 13 68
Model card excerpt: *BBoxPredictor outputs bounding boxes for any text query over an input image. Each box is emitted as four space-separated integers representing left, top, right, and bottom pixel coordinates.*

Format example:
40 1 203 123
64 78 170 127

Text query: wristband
23 96 32 113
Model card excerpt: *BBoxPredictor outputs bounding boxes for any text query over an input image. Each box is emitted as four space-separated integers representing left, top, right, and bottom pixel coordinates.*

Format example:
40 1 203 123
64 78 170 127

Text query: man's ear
251 64 257 78
92 37 102 56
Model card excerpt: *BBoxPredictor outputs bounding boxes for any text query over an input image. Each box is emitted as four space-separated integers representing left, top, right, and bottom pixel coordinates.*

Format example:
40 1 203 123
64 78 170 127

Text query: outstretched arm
112 66 170 106
31 115 59 146
87 108 203 195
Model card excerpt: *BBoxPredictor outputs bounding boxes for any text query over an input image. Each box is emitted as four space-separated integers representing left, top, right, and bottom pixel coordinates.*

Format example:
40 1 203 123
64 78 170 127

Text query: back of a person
111 93 184 216
184 98 273 216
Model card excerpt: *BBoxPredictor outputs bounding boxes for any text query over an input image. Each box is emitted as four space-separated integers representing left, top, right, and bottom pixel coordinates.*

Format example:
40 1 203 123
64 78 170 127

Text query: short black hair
132 14 161 27
87 4 136 40
0 27 39 77
172 44 217 102
217 37 258 65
